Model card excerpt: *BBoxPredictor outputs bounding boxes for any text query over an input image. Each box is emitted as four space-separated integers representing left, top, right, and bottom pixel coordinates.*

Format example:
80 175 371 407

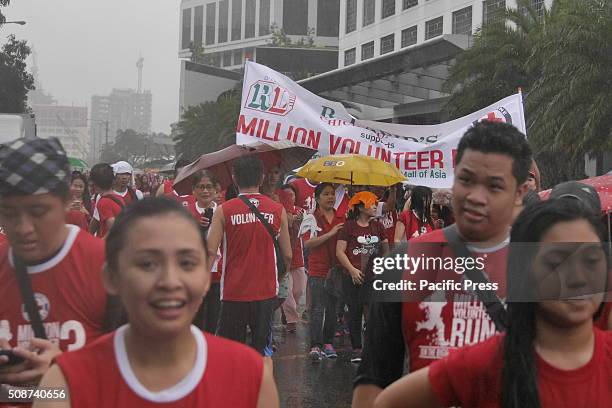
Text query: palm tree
443 0 549 119
526 0 612 160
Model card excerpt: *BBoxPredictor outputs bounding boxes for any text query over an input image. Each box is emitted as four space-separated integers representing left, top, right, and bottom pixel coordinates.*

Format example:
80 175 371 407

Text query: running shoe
322 344 338 359
350 348 362 363
309 347 322 362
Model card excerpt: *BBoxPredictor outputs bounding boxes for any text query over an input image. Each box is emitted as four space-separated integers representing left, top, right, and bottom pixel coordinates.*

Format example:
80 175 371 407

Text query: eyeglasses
195 184 216 191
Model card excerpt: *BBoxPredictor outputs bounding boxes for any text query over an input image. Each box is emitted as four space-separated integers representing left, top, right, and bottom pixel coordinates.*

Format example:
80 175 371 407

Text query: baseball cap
549 181 601 215
113 161 133 175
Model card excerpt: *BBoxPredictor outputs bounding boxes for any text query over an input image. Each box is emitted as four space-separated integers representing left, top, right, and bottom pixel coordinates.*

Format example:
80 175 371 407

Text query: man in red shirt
291 177 318 214
207 156 292 356
89 163 125 239
352 121 532 407
0 137 108 388
111 161 143 206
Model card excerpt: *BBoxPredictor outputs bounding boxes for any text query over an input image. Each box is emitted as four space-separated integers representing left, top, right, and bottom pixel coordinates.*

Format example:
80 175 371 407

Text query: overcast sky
3 0 180 134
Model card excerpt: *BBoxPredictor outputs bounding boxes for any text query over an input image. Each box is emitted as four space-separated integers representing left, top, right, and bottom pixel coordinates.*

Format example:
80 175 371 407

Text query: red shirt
187 201 221 283
429 328 612 408
286 205 305 269
56 325 263 407
398 210 433 241
291 178 317 214
0 225 107 351
337 219 386 271
66 209 89 231
221 193 283 301
379 209 397 243
0 233 6 246
96 194 125 238
401 228 508 371
302 209 345 278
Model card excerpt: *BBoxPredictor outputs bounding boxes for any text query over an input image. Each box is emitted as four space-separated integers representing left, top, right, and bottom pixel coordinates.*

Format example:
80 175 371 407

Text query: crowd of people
0 120 609 407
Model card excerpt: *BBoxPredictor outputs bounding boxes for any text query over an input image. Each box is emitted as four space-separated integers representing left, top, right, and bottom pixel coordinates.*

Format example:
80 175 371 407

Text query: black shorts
216 297 277 356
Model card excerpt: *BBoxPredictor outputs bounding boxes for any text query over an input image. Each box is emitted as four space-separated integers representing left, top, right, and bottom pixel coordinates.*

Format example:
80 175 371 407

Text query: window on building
317 0 340 37
223 51 233 66
425 16 443 39
382 0 395 19
259 0 270 35
284 0 308 35
520 0 545 17
361 41 374 60
218 0 229 43
233 49 243 66
205 3 216 45
452 6 472 35
194 6 204 46
206 52 221 67
346 0 357 33
245 0 256 38
401 25 417 47
344 48 356 66
403 0 417 10
363 0 375 27
380 33 394 54
483 0 505 25
181 8 192 50
231 0 242 41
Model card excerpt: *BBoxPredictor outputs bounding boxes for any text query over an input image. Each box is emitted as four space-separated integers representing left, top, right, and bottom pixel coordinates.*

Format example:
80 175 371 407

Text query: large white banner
236 61 526 188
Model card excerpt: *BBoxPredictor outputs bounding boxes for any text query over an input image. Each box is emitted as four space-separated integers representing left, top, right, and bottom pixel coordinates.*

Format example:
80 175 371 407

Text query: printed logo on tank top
353 234 380 256
3 291 86 350
414 293 496 360
230 197 276 226
381 212 395 230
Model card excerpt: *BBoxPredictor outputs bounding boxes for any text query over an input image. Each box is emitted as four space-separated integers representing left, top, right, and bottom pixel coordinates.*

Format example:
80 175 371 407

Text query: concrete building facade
90 89 152 162
337 0 548 68
31 104 89 160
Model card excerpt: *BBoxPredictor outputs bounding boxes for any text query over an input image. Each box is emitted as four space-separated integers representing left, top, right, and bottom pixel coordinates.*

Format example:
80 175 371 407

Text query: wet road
272 322 357 408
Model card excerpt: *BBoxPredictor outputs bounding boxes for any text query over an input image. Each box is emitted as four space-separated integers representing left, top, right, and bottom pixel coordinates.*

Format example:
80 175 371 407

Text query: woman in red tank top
375 199 612 408
35 197 279 408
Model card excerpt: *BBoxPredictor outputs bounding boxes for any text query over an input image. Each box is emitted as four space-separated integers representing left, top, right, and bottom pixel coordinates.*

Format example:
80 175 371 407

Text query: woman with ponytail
394 186 434 243
374 199 611 408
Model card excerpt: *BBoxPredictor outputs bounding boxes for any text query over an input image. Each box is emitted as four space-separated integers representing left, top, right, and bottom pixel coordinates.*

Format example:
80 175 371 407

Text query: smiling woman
34 197 279 408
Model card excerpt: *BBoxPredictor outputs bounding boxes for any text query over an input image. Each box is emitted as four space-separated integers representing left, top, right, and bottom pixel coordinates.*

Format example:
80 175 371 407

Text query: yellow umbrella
296 154 406 186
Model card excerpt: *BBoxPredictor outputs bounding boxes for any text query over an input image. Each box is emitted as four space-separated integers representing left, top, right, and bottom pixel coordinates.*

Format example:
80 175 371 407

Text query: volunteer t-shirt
302 209 345 278
113 188 144 206
56 325 264 407
221 193 283 301
291 178 317 214
96 194 125 238
380 209 397 243
398 210 433 241
338 219 386 271
66 209 89 231
429 328 612 408
401 228 508 371
0 225 107 351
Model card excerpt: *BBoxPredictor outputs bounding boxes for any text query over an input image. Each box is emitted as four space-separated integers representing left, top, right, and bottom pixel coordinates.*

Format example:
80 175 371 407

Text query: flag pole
518 87 527 138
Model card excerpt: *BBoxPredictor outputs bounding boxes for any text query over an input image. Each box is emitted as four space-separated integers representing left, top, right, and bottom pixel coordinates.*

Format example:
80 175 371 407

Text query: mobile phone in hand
0 349 25 366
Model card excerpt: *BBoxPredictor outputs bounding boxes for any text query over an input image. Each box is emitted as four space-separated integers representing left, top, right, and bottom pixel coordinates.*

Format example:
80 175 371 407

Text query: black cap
550 181 601 215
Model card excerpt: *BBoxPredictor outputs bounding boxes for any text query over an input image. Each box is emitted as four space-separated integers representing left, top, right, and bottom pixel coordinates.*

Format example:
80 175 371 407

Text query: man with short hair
0 137 107 387
352 121 531 407
112 161 143 206
89 163 125 239
207 156 292 357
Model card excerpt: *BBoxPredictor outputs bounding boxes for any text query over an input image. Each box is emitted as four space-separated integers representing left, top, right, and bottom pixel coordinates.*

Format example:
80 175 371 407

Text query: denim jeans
308 276 337 348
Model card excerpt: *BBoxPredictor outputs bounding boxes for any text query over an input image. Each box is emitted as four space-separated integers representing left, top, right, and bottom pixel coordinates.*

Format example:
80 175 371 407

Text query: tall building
90 89 152 162
298 0 550 124
178 0 341 111
338 0 547 68
32 104 89 160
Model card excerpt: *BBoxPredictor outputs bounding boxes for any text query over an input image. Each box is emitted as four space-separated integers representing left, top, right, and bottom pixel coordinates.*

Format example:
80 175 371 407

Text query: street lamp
2 21 26 26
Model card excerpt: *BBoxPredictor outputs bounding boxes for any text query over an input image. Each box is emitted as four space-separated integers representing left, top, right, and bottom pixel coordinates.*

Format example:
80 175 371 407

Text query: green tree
173 89 240 161
0 34 35 113
443 0 548 118
526 0 612 160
